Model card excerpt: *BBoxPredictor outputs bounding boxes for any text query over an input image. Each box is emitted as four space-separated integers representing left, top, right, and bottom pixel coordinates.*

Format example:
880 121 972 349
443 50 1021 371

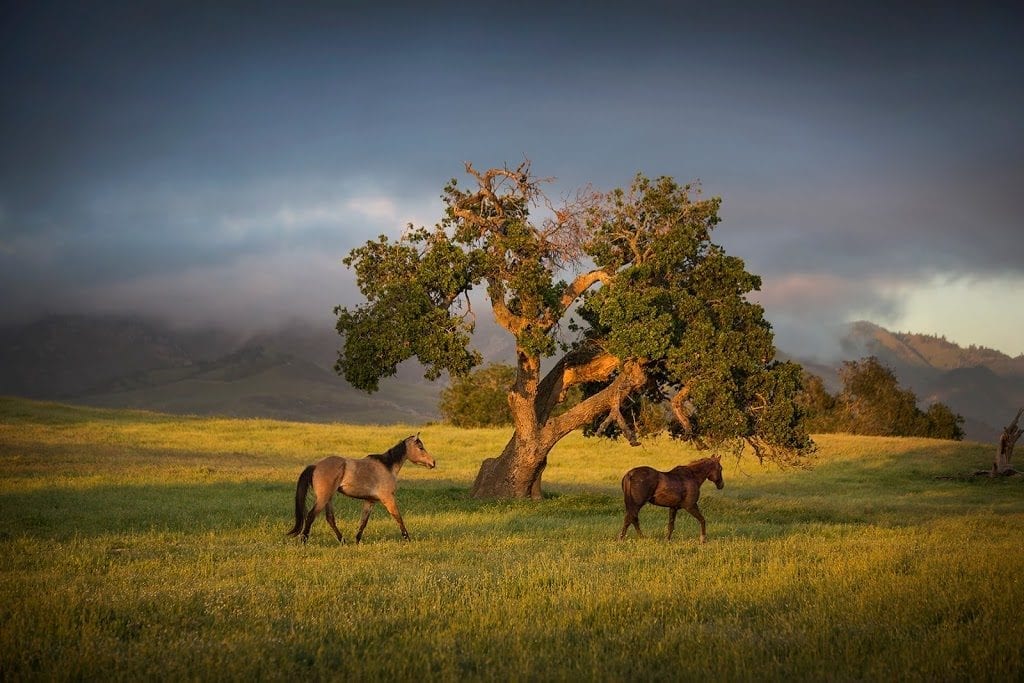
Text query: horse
286 434 436 544
618 455 724 543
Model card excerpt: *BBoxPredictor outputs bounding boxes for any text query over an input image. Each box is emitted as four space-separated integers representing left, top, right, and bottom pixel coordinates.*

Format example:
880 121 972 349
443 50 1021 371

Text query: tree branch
560 270 611 311
488 280 529 335
670 384 694 435
595 391 640 446
561 350 620 391
541 360 647 448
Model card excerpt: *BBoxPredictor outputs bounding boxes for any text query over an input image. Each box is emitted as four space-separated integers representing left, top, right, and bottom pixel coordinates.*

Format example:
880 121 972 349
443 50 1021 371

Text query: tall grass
1 396 1021 681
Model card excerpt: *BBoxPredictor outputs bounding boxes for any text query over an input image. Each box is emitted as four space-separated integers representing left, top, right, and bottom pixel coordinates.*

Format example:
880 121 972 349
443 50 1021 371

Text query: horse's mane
677 457 720 476
369 439 408 468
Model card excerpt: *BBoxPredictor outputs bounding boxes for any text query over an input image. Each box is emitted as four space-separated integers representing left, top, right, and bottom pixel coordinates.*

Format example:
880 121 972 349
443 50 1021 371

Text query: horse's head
708 454 725 489
405 433 436 469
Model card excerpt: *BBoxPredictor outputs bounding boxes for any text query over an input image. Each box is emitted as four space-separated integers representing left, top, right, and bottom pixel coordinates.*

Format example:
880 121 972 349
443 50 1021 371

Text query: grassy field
1 396 1022 681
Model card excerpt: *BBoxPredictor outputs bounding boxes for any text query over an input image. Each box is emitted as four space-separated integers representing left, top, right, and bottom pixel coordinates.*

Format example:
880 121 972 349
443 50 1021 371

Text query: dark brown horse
619 455 724 543
286 434 436 543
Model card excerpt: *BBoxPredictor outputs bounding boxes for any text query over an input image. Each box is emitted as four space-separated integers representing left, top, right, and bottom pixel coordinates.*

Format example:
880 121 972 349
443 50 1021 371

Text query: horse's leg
324 502 345 544
667 507 678 540
618 511 632 540
300 500 324 543
628 503 644 539
619 502 643 540
684 503 707 543
301 470 339 543
354 501 374 543
379 496 410 541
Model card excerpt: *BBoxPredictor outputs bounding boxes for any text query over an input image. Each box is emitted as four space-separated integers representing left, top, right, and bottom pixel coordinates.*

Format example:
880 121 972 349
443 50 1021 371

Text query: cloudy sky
2 1 1022 358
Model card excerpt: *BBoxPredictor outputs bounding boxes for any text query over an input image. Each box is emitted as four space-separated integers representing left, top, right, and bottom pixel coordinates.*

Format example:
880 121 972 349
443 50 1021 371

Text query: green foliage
798 357 964 440
796 371 838 433
440 363 516 427
334 233 481 391
923 401 966 441
336 164 813 466
838 357 922 435
576 175 812 456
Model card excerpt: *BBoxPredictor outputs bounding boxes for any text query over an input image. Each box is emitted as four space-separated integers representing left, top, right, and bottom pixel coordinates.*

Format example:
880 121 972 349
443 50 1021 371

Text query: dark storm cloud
1 1 1021 346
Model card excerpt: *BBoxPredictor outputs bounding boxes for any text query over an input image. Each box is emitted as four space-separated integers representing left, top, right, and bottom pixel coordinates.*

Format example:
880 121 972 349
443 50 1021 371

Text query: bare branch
490 292 528 335
595 391 640 446
538 184 602 267
560 270 611 311
459 290 476 328
670 385 694 435
993 406 1024 475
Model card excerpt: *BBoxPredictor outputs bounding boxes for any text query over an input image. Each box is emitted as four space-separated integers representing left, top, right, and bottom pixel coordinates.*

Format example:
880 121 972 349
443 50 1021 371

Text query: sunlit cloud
218 199 356 241
345 196 399 223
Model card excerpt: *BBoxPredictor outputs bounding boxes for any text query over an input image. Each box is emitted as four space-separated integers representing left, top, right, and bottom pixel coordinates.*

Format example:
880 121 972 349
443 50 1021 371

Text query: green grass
1 396 1022 681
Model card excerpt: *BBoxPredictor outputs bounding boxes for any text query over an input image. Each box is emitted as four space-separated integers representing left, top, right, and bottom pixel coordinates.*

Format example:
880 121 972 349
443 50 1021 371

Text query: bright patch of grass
1 397 1021 680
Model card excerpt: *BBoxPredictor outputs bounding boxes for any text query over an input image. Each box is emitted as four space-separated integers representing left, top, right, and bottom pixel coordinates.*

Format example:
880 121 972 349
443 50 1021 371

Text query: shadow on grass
712 442 1024 534
2 443 1019 544
0 479 620 543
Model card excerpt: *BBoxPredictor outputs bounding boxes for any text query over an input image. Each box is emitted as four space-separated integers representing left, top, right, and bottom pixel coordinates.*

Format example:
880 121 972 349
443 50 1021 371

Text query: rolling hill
0 315 442 424
1 314 1020 440
834 321 1024 441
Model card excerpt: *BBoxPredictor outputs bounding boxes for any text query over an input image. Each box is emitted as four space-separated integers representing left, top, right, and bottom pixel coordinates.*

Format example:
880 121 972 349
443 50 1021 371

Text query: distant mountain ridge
843 321 1024 376
834 321 1024 442
0 314 442 424
1 314 1020 441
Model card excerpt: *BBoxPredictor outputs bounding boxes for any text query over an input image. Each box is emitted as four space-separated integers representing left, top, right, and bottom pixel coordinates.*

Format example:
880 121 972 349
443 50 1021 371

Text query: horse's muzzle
716 481 725 489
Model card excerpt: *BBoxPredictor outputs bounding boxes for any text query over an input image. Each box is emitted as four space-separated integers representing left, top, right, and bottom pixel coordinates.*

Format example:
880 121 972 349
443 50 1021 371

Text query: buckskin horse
286 434 436 543
619 455 724 543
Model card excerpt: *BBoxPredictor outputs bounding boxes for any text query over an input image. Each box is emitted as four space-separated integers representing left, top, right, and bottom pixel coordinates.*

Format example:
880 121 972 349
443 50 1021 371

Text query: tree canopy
335 162 814 498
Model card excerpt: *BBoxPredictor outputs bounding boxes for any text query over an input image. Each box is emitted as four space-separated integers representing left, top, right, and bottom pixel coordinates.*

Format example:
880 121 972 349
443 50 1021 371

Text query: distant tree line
797 356 964 440
442 356 964 442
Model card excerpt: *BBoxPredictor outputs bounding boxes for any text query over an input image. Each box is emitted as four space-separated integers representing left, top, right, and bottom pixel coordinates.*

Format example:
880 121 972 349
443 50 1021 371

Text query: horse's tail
286 465 316 536
621 469 636 506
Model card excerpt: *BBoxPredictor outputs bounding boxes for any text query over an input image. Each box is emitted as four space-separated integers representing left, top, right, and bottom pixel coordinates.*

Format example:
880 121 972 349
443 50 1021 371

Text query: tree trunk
470 359 648 499
471 347 550 499
471 436 549 499
992 407 1023 476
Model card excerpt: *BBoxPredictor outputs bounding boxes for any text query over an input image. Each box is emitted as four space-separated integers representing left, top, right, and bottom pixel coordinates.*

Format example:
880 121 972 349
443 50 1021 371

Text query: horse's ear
713 454 722 462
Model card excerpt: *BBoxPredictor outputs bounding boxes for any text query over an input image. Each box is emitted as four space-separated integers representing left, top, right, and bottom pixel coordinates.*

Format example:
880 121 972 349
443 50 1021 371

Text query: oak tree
334 162 813 498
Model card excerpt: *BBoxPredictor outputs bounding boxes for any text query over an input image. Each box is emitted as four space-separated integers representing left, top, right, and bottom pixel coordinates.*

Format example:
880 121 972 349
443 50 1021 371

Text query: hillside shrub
440 363 516 427
800 356 964 440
